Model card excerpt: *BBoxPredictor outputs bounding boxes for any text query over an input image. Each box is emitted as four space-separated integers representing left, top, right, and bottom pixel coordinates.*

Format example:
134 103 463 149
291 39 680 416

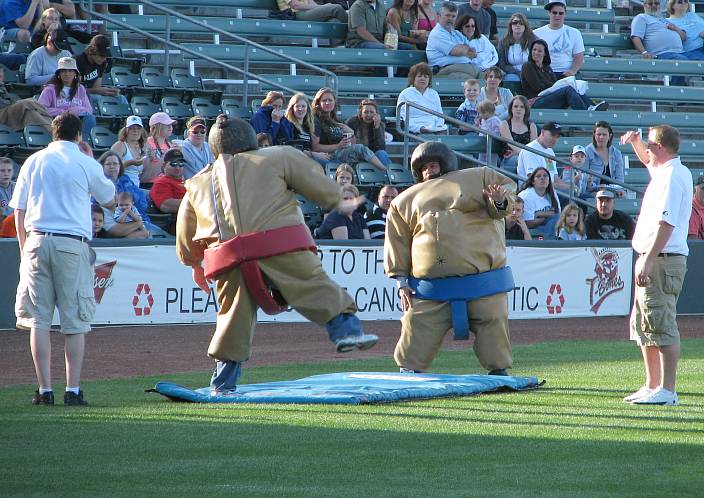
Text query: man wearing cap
176 115 378 395
426 2 481 79
385 141 517 375
689 175 704 239
584 189 635 240
11 112 115 406
534 0 584 78
24 26 72 86
517 121 568 190
0 0 46 43
620 125 693 406
181 117 215 180
150 148 186 216
75 34 125 103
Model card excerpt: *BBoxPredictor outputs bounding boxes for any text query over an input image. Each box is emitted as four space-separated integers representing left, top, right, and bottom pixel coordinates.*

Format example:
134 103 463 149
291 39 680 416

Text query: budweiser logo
94 260 117 304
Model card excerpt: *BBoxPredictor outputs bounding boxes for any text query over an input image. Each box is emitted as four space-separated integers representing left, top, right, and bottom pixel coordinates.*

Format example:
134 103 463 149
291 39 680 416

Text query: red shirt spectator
149 148 186 213
689 175 704 239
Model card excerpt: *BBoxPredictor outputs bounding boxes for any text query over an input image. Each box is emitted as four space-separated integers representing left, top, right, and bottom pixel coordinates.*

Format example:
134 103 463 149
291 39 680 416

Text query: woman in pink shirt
37 56 95 139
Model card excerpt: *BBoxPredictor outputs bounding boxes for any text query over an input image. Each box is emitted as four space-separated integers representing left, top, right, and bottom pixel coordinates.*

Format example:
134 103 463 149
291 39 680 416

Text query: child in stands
556 202 586 240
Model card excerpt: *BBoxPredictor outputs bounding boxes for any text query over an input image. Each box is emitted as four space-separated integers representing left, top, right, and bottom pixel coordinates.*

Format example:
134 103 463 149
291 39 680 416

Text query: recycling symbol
546 283 565 314
133 283 154 316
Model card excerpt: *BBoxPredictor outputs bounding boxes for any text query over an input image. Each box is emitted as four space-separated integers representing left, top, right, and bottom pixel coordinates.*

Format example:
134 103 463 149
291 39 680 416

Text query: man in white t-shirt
534 0 585 78
620 125 693 406
517 121 561 180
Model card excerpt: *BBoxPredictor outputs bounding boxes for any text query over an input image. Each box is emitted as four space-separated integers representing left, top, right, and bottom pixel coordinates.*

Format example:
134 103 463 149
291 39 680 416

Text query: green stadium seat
191 97 221 120
221 98 248 118
0 124 24 153
296 194 323 231
23 125 51 148
91 126 118 151
355 162 389 187
98 95 131 118
130 96 161 120
110 66 142 89
386 163 414 187
160 96 192 120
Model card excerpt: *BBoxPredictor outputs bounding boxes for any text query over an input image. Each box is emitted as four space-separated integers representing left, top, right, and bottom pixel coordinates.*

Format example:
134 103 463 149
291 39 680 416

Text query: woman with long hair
311 87 387 171
498 95 537 170
146 111 176 183
583 120 625 197
397 62 447 134
416 0 437 34
345 99 391 166
250 90 294 145
111 115 158 186
455 15 498 73
386 0 426 49
497 13 536 82
521 39 607 111
285 92 330 165
666 0 704 58
36 56 96 138
517 166 561 238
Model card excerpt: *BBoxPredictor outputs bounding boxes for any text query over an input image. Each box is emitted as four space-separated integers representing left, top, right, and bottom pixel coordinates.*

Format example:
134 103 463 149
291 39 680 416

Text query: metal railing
79 0 337 107
396 99 644 211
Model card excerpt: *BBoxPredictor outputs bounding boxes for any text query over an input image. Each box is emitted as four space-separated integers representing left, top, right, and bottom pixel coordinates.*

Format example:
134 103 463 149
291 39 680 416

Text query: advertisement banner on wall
84 244 633 326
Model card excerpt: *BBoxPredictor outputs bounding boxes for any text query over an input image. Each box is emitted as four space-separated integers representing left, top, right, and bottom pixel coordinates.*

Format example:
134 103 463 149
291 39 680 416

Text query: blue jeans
535 213 560 240
325 313 363 342
0 52 26 70
210 361 242 393
80 114 96 140
683 47 704 61
532 86 592 110
656 52 689 86
358 41 386 49
374 149 391 166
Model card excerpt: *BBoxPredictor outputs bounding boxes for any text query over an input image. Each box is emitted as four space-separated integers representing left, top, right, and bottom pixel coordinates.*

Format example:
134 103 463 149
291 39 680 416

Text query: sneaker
32 390 54 405
623 386 654 403
488 369 509 376
64 390 88 406
588 101 609 112
335 333 379 353
399 367 421 374
632 388 679 406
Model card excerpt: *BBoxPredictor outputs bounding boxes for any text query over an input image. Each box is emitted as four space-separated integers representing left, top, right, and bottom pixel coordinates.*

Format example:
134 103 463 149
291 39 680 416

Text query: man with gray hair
426 1 481 79
176 115 378 396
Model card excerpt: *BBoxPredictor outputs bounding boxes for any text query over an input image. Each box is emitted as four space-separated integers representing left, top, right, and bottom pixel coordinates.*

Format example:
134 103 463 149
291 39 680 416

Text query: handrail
395 99 644 211
78 0 337 106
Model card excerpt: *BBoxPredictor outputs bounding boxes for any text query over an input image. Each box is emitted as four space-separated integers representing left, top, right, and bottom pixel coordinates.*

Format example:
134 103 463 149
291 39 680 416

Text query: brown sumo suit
176 146 357 362
385 163 517 372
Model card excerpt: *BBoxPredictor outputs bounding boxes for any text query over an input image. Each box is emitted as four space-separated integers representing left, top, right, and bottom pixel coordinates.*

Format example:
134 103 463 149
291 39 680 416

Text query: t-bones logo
585 248 624 313
94 261 117 303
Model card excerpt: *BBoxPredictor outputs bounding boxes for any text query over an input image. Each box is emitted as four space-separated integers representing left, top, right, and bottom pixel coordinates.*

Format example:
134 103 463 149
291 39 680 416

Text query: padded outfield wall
0 239 702 330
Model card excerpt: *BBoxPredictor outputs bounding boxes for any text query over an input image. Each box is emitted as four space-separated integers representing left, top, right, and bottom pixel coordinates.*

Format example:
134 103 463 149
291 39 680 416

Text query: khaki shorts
629 254 686 347
15 233 96 334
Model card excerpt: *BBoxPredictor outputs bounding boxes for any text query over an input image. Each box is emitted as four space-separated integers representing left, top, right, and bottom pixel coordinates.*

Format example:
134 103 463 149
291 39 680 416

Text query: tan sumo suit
385 142 517 373
176 145 358 363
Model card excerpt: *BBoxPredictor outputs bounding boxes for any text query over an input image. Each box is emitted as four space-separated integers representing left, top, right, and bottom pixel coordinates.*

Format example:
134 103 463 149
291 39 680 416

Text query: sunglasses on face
190 129 206 135
511 20 523 25
169 161 185 167
677 0 689 4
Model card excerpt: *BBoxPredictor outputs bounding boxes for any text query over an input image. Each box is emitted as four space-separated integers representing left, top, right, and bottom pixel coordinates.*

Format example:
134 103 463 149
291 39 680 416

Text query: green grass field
2 339 703 497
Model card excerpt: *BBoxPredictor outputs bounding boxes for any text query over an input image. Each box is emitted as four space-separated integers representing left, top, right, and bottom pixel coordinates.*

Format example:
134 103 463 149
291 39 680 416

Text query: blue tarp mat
152 372 542 405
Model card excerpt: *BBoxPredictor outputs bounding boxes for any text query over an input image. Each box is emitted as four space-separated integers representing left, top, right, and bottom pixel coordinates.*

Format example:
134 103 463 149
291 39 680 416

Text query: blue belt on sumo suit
407 266 515 340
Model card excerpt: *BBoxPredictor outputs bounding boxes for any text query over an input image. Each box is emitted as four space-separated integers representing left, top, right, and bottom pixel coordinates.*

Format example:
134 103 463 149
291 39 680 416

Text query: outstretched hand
483 184 507 203
192 265 212 294
338 195 366 215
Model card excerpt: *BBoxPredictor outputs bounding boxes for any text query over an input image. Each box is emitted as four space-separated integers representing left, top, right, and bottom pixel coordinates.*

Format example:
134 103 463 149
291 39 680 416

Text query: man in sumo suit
176 115 378 395
384 141 517 375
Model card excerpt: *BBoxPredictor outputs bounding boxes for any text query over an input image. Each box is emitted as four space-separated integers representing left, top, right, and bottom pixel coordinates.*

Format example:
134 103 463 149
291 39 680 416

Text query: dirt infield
2 316 702 387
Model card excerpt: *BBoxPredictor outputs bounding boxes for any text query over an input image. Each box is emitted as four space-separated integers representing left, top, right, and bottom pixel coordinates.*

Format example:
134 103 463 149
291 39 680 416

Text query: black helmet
410 141 458 182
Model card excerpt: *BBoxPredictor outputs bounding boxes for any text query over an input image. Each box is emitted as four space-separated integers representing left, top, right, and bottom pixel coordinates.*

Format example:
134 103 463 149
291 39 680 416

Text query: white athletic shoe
632 388 679 406
588 101 609 112
623 386 655 403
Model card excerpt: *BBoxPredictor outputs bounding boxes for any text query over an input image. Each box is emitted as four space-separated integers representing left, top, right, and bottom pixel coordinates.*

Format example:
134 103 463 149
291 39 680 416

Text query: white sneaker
623 386 654 403
632 388 679 406
588 101 609 112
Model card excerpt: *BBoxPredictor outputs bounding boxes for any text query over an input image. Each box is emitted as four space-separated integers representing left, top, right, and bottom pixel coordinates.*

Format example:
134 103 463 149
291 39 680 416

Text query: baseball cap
149 112 176 127
571 145 587 155
595 189 615 199
186 116 206 130
55 56 78 73
89 34 111 58
125 115 143 128
695 175 704 187
542 121 562 135
544 0 566 10
163 148 184 164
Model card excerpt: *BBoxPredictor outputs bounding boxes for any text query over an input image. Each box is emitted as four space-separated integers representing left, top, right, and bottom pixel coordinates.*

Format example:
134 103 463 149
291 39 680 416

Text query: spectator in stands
478 66 512 120
0 65 53 131
517 120 565 186
345 98 391 167
426 1 481 79
397 62 448 134
365 185 398 239
457 0 490 38
110 115 155 187
416 0 438 40
455 78 480 134
335 163 355 186
482 0 498 43
317 184 371 239
181 116 214 180
256 132 273 148
146 111 176 182
0 157 15 226
276 0 348 22
584 121 625 198
455 15 498 74
149 148 186 217
534 0 584 79
521 40 608 111
30 7 92 50
688 174 704 239
0 0 44 43
24 27 72 86
286 92 331 165
555 202 586 240
386 0 428 49
504 196 531 240
498 95 537 171
98 151 149 239
517 166 561 239
632 0 690 86
497 13 536 83
667 0 704 59
37 56 95 138
477 100 500 165
311 87 387 171
561 144 588 198
0 50 26 70
76 35 125 104
346 0 389 49
90 203 108 239
113 191 145 228
585 189 635 240
250 91 294 146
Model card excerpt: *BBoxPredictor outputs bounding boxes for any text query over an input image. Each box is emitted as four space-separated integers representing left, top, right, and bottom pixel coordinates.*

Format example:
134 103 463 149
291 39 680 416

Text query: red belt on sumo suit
203 224 318 314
